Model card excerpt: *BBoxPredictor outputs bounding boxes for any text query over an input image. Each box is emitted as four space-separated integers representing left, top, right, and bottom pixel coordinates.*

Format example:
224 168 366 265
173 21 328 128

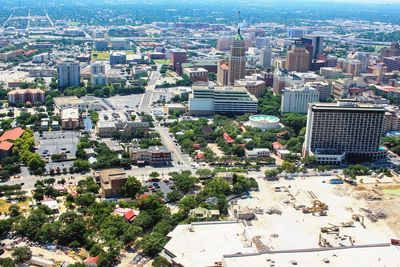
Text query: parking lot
106 94 143 111
35 131 80 162
144 179 172 198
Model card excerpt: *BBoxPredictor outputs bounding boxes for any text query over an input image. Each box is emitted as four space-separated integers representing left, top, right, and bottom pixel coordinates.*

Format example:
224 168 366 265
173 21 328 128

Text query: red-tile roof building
7 88 45 104
0 128 25 142
223 132 234 144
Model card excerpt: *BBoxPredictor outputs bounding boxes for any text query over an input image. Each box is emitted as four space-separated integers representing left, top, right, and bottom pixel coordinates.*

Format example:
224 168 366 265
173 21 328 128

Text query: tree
122 176 142 198
153 256 171 267
178 195 198 212
8 204 20 217
75 193 96 207
196 168 212 179
265 168 280 179
140 232 168 257
73 159 91 173
149 172 160 179
12 246 32 263
0 258 15 267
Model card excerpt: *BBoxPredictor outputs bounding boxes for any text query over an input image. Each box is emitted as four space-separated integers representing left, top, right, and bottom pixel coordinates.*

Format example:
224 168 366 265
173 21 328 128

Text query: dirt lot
230 175 398 251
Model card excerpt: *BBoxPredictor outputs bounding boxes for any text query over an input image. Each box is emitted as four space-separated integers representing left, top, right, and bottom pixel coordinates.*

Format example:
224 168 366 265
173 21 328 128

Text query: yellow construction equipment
302 200 328 216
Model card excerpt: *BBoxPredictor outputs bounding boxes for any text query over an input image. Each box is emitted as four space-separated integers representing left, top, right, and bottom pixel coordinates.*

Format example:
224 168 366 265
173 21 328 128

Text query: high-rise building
306 81 332 101
255 37 269 48
189 85 258 115
228 29 246 85
303 100 386 164
281 85 319 114
57 61 81 88
285 44 310 72
336 58 362 77
259 46 272 71
91 62 106 75
383 56 400 72
170 49 187 75
301 35 324 60
347 52 369 73
380 42 400 60
109 52 126 65
217 60 229 86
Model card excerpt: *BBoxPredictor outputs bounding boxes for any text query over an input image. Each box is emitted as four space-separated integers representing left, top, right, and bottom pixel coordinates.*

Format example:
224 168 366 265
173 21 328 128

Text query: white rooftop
163 221 256 267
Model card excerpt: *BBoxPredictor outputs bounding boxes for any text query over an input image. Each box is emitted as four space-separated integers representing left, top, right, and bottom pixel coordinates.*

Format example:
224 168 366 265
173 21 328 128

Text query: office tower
228 29 246 85
331 78 366 99
170 49 187 75
189 85 258 115
287 28 308 38
303 100 386 164
383 56 400 72
380 42 400 60
281 85 319 114
57 61 80 88
259 46 272 70
217 60 229 86
255 37 268 48
109 52 127 65
91 62 106 75
93 39 109 51
301 35 324 60
336 58 362 77
348 52 369 73
286 44 310 72
234 79 266 98
306 81 332 101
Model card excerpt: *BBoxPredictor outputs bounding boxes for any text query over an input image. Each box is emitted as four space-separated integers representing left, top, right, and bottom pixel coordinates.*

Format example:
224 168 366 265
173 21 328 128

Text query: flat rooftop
163 221 256 267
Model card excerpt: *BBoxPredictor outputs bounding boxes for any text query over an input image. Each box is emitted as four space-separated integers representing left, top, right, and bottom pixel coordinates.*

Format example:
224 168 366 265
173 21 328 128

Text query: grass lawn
154 59 170 65
383 189 400 196
92 51 110 61
0 198 30 214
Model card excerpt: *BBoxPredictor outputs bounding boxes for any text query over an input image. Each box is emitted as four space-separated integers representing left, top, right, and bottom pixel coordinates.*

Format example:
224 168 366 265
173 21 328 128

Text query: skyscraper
301 35 324 60
286 44 310 72
57 61 81 88
228 29 246 85
303 100 386 164
259 46 272 71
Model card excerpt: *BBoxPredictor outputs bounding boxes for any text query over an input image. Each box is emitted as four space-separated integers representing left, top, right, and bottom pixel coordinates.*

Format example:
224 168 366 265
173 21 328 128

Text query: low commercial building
96 168 128 198
7 88 45 105
245 148 271 159
182 67 208 82
61 108 80 130
54 96 86 111
164 103 186 115
189 85 258 116
127 145 172 166
234 79 266 98
96 121 149 138
28 68 54 77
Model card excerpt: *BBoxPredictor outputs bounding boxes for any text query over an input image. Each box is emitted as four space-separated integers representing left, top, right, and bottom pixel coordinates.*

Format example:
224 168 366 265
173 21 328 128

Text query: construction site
226 174 400 265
